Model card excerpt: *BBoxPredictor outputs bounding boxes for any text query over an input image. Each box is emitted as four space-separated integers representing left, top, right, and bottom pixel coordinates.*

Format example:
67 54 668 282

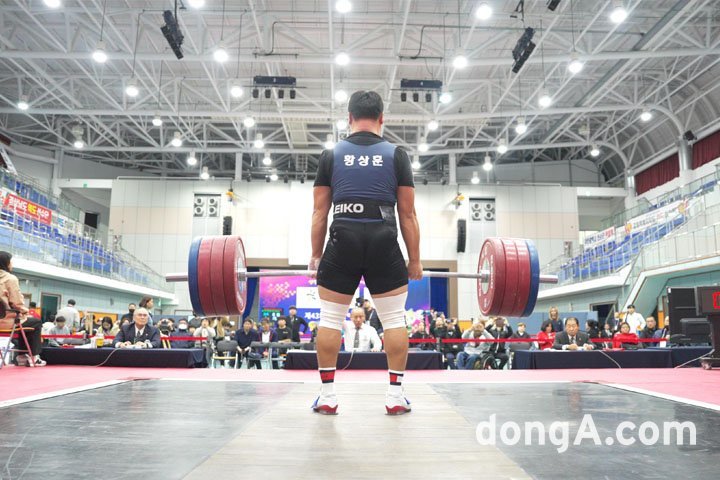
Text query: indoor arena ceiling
0 0 719 183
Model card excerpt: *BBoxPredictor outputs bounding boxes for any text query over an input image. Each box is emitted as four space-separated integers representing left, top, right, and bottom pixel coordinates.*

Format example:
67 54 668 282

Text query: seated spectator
47 316 71 347
194 318 216 364
28 301 41 320
0 251 45 366
170 318 195 348
536 320 556 350
113 308 161 348
236 318 261 368
613 322 640 349
344 308 382 352
41 314 56 336
409 321 434 350
600 322 614 348
553 317 595 350
639 316 660 347
456 321 495 369
212 317 231 344
95 317 118 347
274 316 293 356
585 320 601 349
488 316 512 368
511 322 532 343
257 318 279 369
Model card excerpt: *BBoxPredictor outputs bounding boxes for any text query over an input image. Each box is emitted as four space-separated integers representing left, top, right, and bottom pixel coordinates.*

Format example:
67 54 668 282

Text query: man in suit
553 317 595 351
113 308 161 348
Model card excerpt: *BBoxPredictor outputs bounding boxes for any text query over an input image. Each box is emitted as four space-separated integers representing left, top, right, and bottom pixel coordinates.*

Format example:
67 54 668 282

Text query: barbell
165 236 558 318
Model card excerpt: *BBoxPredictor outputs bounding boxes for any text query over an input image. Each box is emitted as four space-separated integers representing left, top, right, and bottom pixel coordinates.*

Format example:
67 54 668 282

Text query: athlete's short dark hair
348 90 383 121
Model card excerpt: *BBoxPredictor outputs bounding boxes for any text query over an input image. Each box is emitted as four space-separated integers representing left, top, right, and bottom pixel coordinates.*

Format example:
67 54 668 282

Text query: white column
449 153 457 185
234 152 243 181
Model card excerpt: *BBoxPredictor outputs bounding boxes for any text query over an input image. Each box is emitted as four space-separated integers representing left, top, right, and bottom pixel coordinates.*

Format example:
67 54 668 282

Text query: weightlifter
309 90 422 415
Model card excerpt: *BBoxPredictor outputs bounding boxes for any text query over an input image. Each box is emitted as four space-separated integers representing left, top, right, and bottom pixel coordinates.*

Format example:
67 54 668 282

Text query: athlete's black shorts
317 219 408 295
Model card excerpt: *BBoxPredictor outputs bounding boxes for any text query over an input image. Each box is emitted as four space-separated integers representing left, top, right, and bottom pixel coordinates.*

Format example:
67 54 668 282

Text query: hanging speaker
223 216 232 235
457 219 467 252
471 202 482 211
484 211 495 221
207 206 219 217
207 197 219 207
472 210 483 221
193 206 205 217
194 197 205 206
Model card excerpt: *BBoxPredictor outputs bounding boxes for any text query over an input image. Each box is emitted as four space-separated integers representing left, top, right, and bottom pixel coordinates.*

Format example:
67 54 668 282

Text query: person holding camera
170 318 195 348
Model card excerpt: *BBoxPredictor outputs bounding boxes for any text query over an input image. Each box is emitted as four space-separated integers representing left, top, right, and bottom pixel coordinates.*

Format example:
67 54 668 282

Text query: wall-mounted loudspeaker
457 219 466 252
193 206 205 217
223 216 232 235
207 197 219 207
194 197 205 206
471 201 482 211
483 202 495 211
207 206 219 217
472 210 483 221
484 211 495 221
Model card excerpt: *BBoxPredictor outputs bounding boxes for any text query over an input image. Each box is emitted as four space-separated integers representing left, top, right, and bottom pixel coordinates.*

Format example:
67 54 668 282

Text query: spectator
536 320 556 350
138 296 155 325
288 306 308 342
236 318 261 369
510 322 533 351
432 318 458 369
600 322 615 348
257 318 279 369
624 305 645 333
28 301 41 320
170 318 195 348
56 299 81 333
0 251 45 366
94 317 117 347
212 317 231 344
80 313 100 335
553 317 594 351
456 321 495 369
613 322 640 349
639 316 660 347
363 299 382 335
488 317 512 369
120 303 136 324
275 316 293 355
113 308 161 348
585 320 601 349
409 321 433 350
609 311 622 332
548 306 564 333
194 318 215 348
344 307 382 352
47 316 71 347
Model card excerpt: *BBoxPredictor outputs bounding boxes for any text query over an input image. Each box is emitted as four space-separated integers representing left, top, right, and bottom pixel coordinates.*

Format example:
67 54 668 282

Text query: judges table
41 347 208 368
512 349 674 369
647 346 712 367
284 350 443 370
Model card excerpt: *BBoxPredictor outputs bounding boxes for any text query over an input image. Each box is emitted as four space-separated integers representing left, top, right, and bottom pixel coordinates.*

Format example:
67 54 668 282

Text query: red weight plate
197 237 216 317
477 238 506 316
223 236 248 316
499 239 519 317
210 236 230 316
510 238 532 317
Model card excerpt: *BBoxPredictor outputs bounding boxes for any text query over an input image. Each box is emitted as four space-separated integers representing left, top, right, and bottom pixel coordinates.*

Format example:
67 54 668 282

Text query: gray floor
2 381 719 479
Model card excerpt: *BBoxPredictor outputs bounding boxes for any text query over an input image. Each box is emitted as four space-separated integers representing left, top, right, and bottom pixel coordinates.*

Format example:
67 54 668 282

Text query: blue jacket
235 328 259 349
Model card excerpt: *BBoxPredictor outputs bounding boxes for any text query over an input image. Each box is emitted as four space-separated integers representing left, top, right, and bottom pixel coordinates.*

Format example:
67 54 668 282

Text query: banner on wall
620 199 688 239
3 192 52 224
583 226 616 250
259 273 431 325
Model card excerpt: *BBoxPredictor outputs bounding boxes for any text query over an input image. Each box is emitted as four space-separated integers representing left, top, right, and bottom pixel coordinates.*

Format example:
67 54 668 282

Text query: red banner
3 192 52 224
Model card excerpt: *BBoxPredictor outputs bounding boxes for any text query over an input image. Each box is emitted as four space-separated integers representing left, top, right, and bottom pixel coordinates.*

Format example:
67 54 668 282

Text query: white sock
321 382 336 395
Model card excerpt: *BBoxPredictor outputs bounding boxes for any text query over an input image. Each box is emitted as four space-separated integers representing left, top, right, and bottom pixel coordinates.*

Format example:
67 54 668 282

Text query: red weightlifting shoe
312 394 338 415
385 392 411 415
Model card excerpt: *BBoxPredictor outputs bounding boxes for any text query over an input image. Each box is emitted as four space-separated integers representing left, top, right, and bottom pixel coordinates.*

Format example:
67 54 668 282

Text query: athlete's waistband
332 198 396 221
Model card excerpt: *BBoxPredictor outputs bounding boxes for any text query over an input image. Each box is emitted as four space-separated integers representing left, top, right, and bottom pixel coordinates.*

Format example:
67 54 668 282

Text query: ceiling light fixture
515 117 528 135
230 83 243 98
412 155 421 169
336 118 348 131
200 166 210 180
92 41 108 63
214 47 229 63
639 110 653 122
471 172 480 184
171 131 183 147
44 0 61 8
324 134 336 150
568 51 584 74
439 91 452 104
538 89 552 108
188 0 205 8
427 120 439 132
334 89 348 103
17 95 29 111
243 116 256 128
253 133 264 149
609 1 628 24
452 51 468 69
590 145 600 157
125 79 139 97
187 151 198 165
418 139 429 153
262 152 272 166
335 52 350 66
483 155 493 171
152 115 163 127
270 172 279 181
335 0 352 14
497 139 508 154
475 3 492 20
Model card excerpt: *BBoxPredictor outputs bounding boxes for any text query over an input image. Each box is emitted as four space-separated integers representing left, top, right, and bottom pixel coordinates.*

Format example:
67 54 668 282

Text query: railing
601 166 720 229
0 222 167 291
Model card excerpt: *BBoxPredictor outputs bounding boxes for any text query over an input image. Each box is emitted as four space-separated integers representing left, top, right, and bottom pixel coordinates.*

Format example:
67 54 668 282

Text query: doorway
40 292 61 322
590 301 616 327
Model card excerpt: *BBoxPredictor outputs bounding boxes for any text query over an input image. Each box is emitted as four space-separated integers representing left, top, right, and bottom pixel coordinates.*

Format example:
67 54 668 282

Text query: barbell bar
165 235 558 318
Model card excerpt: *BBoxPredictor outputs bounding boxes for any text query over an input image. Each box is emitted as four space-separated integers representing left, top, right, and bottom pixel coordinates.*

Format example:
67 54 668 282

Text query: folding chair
0 301 35 368
212 340 239 369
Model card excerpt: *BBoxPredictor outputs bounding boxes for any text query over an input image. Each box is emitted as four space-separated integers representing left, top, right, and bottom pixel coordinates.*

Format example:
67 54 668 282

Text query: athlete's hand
308 256 321 277
407 259 423 281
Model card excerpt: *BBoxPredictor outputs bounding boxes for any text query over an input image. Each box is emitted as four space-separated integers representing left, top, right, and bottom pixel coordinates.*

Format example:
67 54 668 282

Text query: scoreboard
695 286 720 316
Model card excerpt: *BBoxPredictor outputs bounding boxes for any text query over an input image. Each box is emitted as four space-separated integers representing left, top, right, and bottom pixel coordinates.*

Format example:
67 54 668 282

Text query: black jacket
553 331 592 349
289 315 309 342
114 322 161 348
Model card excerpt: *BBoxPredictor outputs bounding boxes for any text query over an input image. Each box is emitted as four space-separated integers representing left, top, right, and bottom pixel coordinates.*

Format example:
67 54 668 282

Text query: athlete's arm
310 186 332 271
397 186 422 280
